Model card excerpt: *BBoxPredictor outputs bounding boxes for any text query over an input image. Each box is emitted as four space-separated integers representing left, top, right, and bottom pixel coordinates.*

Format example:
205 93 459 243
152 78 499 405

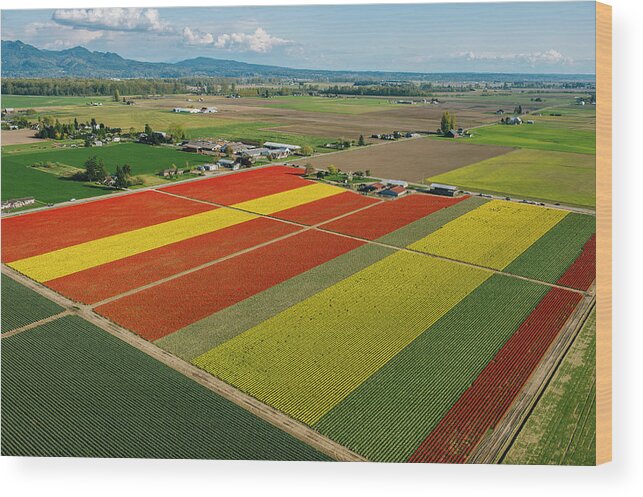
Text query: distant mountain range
1 40 595 82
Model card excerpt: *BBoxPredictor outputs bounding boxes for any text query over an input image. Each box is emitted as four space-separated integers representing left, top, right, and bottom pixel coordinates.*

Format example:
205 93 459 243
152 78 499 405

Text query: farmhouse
263 141 301 151
241 147 271 159
1 197 35 211
429 183 459 197
222 142 253 154
202 163 219 171
217 158 238 169
264 147 292 159
379 186 407 197
505 116 523 125
359 182 386 193
384 179 409 188
445 129 460 138
182 140 222 153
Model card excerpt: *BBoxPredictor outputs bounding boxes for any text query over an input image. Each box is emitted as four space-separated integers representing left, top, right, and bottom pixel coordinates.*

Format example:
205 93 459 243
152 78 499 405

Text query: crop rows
314 275 548 462
409 200 568 270
157 243 394 360
234 182 343 215
272 190 379 226
376 196 489 248
320 194 465 240
557 234 596 291
504 310 596 465
96 230 363 341
1 274 64 333
504 212 596 283
48 217 299 304
408 287 582 463
160 165 309 205
9 207 257 282
1 315 329 460
1 190 212 263
194 252 491 425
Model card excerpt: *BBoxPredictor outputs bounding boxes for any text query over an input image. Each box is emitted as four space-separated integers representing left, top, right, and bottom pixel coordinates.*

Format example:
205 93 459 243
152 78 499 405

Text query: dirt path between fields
1 309 72 339
0 266 366 462
467 287 596 464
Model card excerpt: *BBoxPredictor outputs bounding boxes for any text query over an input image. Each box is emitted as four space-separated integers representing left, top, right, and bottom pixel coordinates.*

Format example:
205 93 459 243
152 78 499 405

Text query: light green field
42 104 237 131
428 149 596 208
1 143 210 204
30 105 332 151
503 310 596 466
2 95 112 109
265 96 392 114
467 118 595 155
454 92 577 110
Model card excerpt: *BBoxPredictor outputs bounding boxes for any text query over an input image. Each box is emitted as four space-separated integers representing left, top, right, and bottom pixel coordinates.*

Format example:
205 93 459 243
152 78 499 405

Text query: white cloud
24 21 104 49
214 28 290 53
182 26 291 53
182 27 214 45
52 8 168 33
453 49 573 66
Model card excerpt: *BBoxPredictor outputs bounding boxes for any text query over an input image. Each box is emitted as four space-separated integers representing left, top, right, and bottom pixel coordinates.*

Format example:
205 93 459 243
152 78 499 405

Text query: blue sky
1 3 596 74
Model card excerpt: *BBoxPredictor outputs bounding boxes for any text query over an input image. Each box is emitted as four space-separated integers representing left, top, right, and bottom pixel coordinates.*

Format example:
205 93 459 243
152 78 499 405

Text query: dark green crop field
1 274 64 333
1 315 330 461
505 213 596 283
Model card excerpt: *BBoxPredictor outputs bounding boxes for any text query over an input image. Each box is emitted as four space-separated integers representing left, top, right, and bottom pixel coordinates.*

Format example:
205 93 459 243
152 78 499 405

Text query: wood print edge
595 0 612 465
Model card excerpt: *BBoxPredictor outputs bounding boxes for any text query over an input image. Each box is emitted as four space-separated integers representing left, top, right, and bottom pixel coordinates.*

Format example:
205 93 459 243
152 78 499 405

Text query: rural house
379 186 407 197
429 183 459 197
263 141 301 151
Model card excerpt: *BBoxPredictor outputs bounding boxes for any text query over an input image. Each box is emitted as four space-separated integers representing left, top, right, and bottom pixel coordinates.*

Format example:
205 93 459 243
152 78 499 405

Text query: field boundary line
1 309 72 339
89 194 385 308
89 226 308 308
468 288 596 464
154 189 588 295
0 264 364 462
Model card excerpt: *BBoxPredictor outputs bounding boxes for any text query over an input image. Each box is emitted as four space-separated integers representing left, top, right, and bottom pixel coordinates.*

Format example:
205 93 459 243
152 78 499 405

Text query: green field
265 96 392 114
34 104 333 150
1 314 330 460
315 275 548 462
47 104 234 131
467 120 595 155
2 95 112 109
503 310 596 466
1 274 64 333
505 213 596 283
454 92 578 110
1 143 210 204
428 149 596 208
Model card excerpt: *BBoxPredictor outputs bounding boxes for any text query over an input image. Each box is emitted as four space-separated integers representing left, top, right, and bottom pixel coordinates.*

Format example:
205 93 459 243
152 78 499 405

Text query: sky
1 2 596 74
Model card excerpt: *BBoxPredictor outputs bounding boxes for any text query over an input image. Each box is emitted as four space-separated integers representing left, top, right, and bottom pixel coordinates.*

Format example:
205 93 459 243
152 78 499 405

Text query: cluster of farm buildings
172 106 218 114
174 140 302 173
